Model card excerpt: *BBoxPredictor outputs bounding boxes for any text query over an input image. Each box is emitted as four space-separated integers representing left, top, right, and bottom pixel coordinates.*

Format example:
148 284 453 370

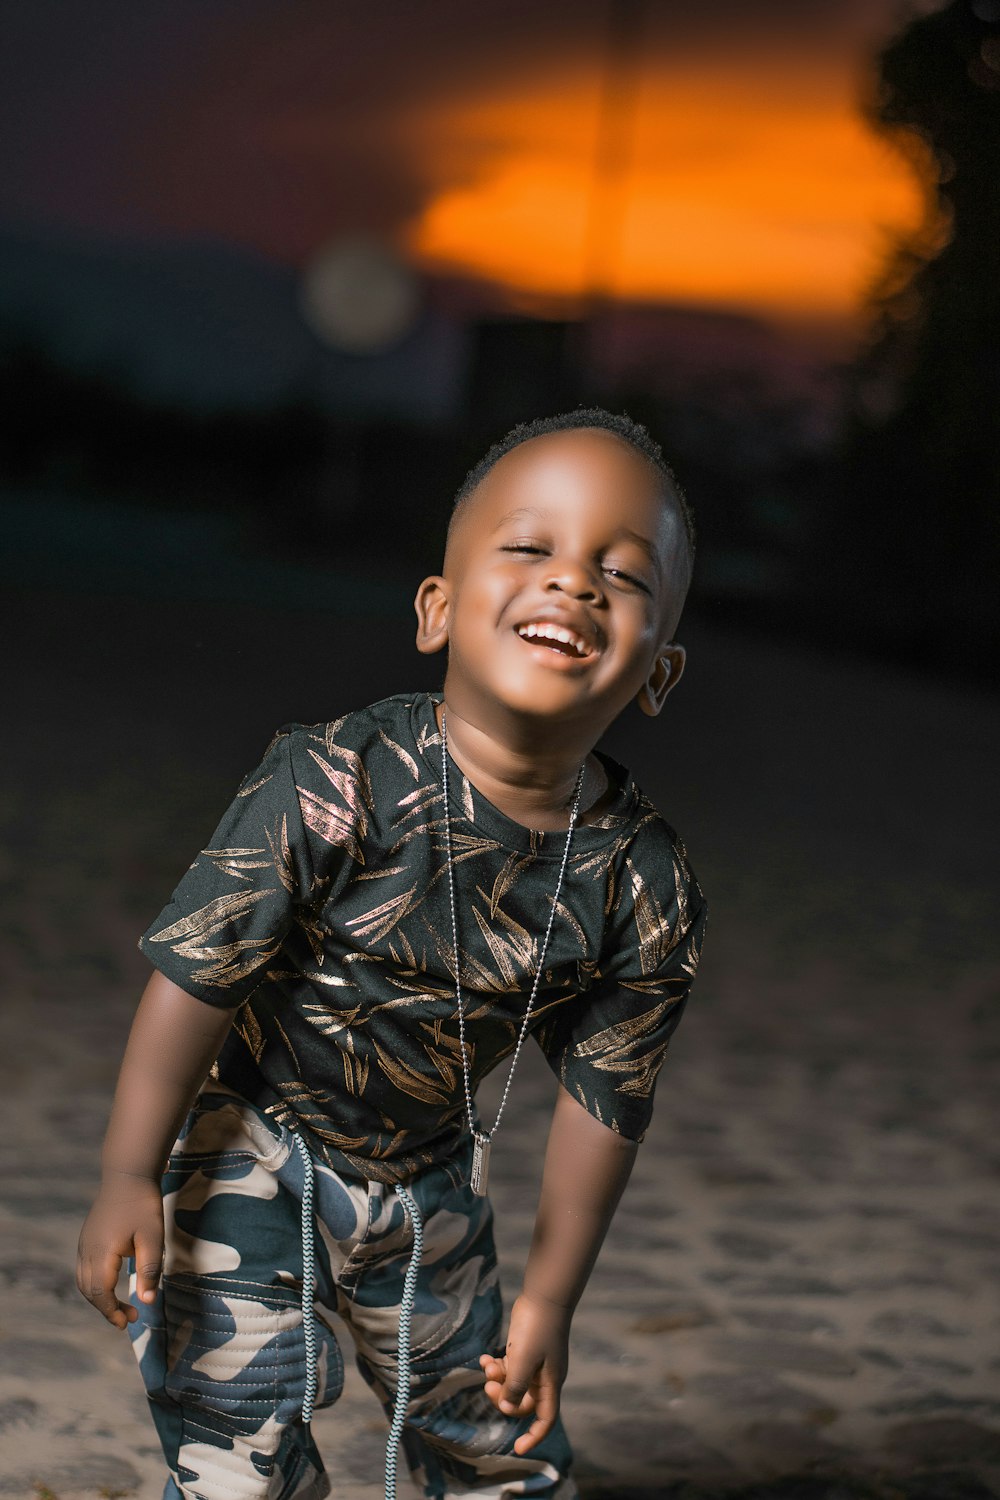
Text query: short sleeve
137 729 317 1007
534 830 706 1141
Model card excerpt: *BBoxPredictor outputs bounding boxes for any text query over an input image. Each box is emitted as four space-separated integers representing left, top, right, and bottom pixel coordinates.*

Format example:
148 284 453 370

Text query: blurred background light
299 233 422 353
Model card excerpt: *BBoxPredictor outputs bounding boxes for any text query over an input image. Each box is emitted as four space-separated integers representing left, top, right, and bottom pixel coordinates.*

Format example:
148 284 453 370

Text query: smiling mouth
515 621 597 659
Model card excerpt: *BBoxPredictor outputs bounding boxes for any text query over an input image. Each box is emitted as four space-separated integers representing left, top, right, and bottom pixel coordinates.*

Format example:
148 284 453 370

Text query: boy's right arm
76 969 239 1330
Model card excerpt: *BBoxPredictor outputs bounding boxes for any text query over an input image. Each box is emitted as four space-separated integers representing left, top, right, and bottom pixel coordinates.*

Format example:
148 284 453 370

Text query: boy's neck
434 697 611 832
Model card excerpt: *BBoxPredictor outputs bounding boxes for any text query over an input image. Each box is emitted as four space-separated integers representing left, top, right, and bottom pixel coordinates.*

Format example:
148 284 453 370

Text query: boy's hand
76 1174 164 1330
479 1291 571 1455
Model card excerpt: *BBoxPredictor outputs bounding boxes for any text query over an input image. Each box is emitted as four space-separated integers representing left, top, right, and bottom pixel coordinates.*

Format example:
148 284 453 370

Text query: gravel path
2 585 998 1500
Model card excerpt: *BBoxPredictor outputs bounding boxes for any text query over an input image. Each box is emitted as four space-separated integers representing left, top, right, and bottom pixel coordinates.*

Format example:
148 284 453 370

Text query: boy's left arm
479 1082 638 1454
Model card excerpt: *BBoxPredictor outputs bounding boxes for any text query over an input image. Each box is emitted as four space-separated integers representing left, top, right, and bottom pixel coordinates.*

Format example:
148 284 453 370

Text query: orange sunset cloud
399 59 925 320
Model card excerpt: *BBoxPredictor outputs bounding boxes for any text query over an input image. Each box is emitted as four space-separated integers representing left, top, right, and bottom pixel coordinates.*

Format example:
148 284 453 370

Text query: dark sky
2 1 923 319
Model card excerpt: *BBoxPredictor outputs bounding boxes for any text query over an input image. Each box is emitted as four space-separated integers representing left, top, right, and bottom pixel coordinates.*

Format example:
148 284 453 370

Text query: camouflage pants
127 1085 576 1500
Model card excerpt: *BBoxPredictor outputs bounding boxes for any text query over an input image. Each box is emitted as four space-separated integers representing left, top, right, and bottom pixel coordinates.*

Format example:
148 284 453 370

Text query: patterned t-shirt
139 691 706 1183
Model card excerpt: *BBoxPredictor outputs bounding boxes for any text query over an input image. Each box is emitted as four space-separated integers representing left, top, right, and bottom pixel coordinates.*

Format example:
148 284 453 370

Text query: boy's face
415 428 688 736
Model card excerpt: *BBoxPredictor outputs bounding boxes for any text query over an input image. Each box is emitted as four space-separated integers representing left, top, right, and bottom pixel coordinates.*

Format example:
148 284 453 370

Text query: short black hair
451 407 696 567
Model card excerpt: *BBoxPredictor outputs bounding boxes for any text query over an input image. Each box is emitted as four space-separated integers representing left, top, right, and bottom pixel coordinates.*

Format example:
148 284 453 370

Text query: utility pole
576 0 645 388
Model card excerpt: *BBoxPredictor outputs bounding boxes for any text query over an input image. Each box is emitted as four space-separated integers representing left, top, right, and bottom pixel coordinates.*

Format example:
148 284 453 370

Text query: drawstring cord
386 1183 423 1500
290 1131 425 1500
291 1132 318 1427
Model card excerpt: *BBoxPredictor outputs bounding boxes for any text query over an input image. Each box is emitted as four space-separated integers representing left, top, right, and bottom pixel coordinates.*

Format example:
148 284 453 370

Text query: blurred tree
839 0 1000 673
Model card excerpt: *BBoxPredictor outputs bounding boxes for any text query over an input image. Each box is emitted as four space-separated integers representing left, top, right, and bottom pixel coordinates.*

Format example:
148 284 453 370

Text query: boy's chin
475 677 606 724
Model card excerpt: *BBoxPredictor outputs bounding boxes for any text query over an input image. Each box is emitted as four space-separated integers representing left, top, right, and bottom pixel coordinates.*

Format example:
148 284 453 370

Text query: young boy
77 407 707 1500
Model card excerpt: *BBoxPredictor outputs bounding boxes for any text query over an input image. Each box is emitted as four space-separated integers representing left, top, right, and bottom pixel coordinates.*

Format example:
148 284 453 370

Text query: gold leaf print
428 1050 460 1092
378 728 421 781
619 973 693 995
316 738 374 809
577 955 599 989
489 852 531 917
396 783 441 817
202 846 271 883
150 888 275 946
306 747 371 831
274 1081 370 1150
294 911 327 964
571 1000 685 1098
472 893 535 987
237 1005 265 1063
418 1019 469 1059
625 855 676 974
298 786 365 864
187 936 283 987
364 1127 414 1163
672 853 690 934
389 816 447 854
604 860 619 921
345 882 420 943
310 1123 373 1151
572 1000 673 1060
300 998 365 1039
449 828 503 864
528 989 577 1023
323 715 348 748
419 1034 463 1092
614 1041 672 1096
415 718 442 754
373 1041 451 1106
237 771 274 798
367 992 448 1020
395 929 418 972
336 1034 370 1097
549 894 588 952
263 814 295 894
687 918 704 975
575 830 632 880
422 914 512 994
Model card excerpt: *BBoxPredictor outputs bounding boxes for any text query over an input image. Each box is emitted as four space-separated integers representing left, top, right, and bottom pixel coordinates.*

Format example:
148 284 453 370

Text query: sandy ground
1 581 998 1500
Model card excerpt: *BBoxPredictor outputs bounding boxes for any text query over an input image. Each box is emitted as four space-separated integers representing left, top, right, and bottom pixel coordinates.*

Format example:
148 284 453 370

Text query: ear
636 643 686 717
414 576 450 655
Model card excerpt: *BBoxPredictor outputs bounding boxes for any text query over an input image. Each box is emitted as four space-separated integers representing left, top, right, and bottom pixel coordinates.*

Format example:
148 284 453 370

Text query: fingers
484 1379 536 1416
496 1355 537 1416
499 1382 531 1416
512 1381 560 1455
478 1353 507 1386
76 1247 134 1330
133 1227 164 1305
479 1355 531 1409
513 1409 556 1455
479 1355 513 1412
78 1184 164 1330
478 1352 559 1454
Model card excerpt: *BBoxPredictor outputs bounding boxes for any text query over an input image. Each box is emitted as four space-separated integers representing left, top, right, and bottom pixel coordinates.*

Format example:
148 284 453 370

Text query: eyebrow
493 508 661 572
615 529 659 567
493 507 547 530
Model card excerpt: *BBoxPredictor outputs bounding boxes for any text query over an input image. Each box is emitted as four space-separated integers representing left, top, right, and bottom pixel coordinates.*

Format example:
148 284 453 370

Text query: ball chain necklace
440 708 584 1196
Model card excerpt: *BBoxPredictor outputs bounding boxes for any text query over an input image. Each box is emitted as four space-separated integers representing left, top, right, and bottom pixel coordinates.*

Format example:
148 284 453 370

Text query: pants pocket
163 1273 343 1438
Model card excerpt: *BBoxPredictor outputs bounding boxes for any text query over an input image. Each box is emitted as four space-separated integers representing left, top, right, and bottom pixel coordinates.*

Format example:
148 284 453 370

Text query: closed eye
604 567 651 593
500 543 547 555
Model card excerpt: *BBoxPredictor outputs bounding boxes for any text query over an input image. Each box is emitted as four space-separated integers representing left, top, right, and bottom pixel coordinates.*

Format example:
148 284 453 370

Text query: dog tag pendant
471 1131 491 1196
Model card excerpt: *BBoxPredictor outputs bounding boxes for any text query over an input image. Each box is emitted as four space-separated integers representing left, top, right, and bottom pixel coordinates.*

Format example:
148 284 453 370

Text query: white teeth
516 622 589 656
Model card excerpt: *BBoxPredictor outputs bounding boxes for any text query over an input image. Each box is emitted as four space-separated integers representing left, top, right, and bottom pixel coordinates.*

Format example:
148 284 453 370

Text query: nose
543 551 604 601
